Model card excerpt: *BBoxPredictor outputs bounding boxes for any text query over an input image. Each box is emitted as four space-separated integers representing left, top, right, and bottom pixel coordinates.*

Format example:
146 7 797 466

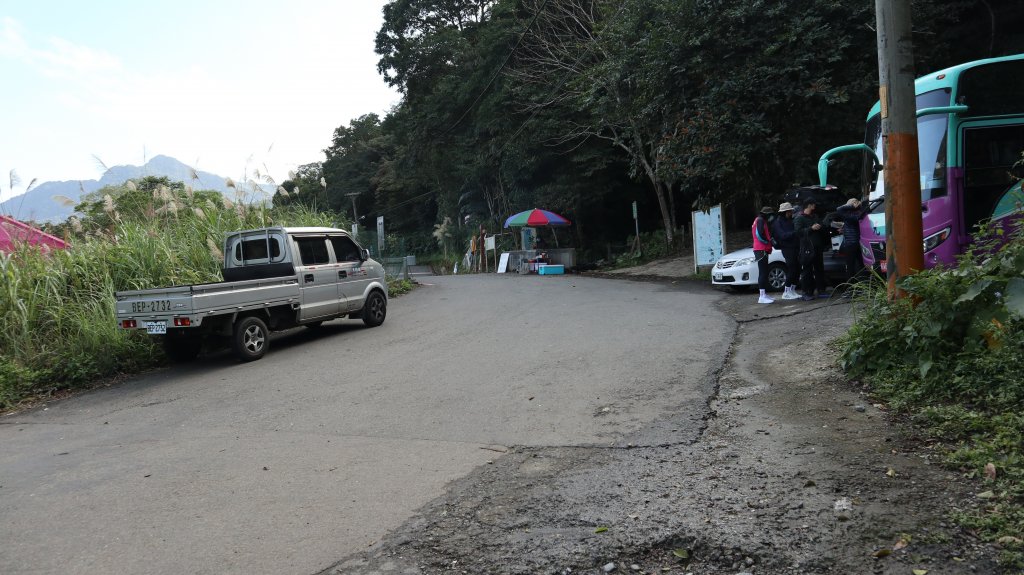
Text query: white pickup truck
115 226 388 362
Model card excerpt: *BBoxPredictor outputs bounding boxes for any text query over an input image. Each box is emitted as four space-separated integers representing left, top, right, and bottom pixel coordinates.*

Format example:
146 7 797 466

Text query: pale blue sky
1 0 398 201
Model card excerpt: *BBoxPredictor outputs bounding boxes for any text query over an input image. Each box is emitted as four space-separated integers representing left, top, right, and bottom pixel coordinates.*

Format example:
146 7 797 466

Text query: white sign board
484 235 496 251
497 252 510 273
692 205 725 271
376 216 385 254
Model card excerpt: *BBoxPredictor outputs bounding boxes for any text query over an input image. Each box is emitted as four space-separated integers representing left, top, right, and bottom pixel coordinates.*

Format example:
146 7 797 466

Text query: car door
329 234 371 312
293 235 340 320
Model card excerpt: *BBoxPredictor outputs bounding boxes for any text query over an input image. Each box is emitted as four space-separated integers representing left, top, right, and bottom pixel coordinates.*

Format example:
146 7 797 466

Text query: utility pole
344 193 360 223
876 0 923 298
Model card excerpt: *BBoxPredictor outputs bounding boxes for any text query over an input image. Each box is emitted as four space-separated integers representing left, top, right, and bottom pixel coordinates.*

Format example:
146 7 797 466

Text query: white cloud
1 17 121 78
0 17 30 60
38 36 122 78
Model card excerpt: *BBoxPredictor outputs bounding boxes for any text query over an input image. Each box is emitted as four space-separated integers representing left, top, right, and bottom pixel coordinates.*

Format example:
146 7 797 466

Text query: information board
376 216 385 254
692 205 725 271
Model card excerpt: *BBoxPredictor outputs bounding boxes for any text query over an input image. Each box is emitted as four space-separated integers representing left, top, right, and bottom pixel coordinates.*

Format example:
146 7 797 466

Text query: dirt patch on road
323 299 999 574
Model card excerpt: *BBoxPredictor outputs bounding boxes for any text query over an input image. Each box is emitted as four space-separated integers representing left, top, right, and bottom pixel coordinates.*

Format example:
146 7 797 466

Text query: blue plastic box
538 264 564 275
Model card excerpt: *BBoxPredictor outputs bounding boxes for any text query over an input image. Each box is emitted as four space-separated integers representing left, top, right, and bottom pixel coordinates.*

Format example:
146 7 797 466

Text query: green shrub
840 222 1024 566
387 277 416 297
610 230 683 267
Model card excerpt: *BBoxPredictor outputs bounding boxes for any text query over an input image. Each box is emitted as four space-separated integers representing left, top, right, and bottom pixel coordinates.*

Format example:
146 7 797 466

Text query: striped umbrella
502 208 571 228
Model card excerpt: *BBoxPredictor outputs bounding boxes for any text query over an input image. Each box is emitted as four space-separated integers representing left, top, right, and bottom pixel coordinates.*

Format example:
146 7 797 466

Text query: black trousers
781 246 799 287
844 244 865 282
800 251 826 295
754 250 770 290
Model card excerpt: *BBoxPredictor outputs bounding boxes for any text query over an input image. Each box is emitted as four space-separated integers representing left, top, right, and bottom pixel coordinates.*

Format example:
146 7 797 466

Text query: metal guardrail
381 256 411 280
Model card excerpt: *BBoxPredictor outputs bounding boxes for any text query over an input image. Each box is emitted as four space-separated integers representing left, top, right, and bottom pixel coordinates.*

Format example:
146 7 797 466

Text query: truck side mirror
360 248 369 261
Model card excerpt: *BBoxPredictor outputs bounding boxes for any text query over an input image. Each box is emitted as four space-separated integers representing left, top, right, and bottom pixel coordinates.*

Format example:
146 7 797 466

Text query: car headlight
734 257 754 267
923 227 951 253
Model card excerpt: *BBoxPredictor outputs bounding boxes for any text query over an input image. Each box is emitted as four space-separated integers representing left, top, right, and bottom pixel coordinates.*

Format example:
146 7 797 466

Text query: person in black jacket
771 202 801 299
793 198 830 300
835 198 869 285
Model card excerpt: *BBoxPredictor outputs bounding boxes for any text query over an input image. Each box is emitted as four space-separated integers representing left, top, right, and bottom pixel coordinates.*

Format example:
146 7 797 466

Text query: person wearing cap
793 198 829 300
771 201 801 299
836 197 870 287
751 206 775 304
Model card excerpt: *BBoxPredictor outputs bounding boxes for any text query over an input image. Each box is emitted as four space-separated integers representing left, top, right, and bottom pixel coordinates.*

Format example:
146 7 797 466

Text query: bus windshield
864 88 953 205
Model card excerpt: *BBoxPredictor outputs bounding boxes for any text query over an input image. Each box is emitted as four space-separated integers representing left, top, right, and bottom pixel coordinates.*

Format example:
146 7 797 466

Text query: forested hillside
278 0 1024 259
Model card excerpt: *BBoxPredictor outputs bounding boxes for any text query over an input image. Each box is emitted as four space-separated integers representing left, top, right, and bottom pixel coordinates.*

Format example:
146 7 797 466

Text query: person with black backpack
751 206 775 304
793 198 829 300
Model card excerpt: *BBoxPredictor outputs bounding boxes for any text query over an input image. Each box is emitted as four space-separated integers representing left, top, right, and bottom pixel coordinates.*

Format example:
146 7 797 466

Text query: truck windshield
864 88 952 203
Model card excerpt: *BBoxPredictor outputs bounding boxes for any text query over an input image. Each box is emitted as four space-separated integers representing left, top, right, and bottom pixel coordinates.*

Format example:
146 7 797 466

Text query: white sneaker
781 287 800 300
758 294 774 304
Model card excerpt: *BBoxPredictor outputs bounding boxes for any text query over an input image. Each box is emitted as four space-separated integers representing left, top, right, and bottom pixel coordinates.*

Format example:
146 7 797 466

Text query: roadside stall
501 209 575 274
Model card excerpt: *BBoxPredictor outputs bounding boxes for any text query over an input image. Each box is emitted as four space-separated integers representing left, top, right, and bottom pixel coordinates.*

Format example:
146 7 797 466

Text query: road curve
0 274 732 575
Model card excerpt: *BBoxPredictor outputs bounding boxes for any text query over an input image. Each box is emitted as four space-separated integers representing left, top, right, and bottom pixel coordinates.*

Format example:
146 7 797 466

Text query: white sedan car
711 236 845 291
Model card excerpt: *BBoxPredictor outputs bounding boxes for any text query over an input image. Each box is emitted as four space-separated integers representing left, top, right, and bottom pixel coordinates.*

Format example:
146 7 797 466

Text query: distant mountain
0 155 266 223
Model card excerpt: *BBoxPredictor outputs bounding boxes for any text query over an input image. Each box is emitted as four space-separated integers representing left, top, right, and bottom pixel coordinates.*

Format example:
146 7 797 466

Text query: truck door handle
304 274 314 283
338 270 347 279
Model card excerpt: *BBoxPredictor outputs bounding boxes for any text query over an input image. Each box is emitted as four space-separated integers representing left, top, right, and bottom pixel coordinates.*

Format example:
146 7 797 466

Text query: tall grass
0 186 342 410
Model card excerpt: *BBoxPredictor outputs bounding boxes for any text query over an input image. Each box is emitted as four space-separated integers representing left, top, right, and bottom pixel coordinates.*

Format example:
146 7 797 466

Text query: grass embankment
0 187 341 411
841 225 1024 569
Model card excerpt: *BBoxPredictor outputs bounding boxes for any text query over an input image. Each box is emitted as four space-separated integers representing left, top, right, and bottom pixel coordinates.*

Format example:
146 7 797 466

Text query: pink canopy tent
0 215 69 253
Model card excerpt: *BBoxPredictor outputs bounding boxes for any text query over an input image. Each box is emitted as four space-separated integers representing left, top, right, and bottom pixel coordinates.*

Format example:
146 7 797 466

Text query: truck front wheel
233 316 269 362
361 291 387 327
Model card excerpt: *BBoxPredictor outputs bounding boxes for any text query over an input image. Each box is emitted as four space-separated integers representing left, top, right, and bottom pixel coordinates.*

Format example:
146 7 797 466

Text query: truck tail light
173 317 191 327
121 319 137 329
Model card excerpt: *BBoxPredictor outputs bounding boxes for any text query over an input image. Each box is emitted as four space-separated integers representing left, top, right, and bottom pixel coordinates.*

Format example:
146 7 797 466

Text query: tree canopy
309 0 1024 257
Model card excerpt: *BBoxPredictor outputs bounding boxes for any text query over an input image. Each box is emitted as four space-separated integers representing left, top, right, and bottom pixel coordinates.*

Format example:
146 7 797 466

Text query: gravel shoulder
322 284 999 574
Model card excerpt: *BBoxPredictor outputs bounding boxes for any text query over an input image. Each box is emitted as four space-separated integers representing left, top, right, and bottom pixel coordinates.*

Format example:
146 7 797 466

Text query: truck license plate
145 321 167 334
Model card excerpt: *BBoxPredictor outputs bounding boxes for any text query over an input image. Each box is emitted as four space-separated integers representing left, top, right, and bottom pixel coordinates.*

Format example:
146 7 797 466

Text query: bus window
962 124 1024 234
918 115 948 201
958 60 1024 117
864 89 950 199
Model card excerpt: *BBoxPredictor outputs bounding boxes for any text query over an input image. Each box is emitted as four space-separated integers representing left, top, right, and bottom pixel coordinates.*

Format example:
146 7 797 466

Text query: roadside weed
840 223 1024 569
0 179 342 410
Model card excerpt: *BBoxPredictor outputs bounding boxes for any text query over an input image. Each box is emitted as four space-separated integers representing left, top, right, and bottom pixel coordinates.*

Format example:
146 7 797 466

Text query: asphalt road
0 274 733 575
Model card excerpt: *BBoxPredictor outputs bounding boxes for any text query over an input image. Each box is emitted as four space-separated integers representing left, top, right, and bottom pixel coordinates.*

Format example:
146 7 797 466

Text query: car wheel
162 332 202 362
361 291 387 327
232 316 268 362
766 263 788 291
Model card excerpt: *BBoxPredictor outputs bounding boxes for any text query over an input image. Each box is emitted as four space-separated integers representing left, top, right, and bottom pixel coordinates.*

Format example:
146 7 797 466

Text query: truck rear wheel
163 332 202 362
232 316 268 362
361 291 387 327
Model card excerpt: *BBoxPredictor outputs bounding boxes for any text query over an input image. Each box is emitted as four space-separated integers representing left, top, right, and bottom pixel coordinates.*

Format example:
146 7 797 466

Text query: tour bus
817 54 1024 272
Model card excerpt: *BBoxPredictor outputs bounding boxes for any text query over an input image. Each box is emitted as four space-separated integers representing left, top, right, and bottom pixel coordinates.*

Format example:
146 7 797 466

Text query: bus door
958 119 1024 245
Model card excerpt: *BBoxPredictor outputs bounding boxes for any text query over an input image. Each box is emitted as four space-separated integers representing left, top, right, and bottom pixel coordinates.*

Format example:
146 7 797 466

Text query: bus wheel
233 316 268 362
